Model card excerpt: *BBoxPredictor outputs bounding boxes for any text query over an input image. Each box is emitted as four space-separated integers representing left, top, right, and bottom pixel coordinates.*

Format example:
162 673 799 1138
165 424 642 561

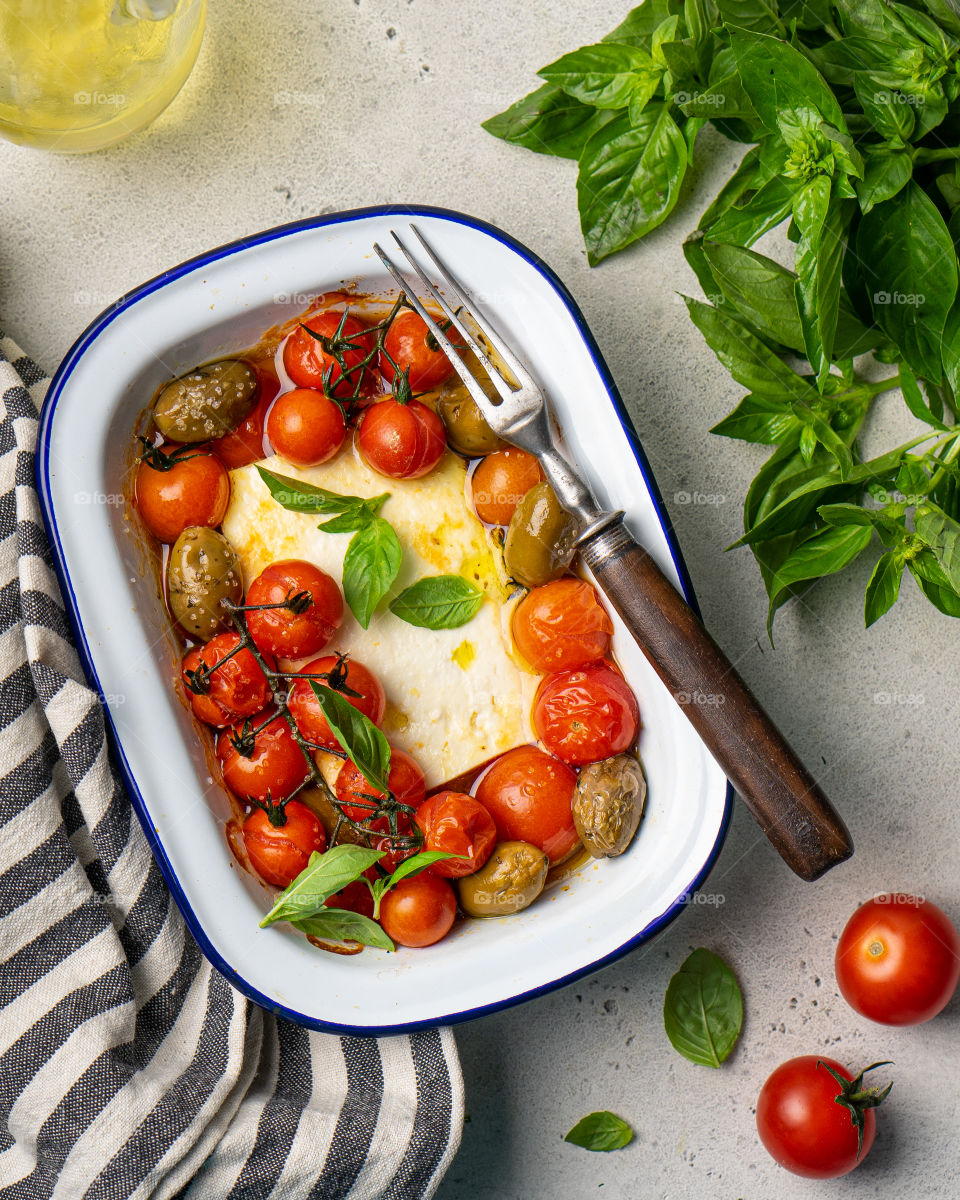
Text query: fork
374 225 853 882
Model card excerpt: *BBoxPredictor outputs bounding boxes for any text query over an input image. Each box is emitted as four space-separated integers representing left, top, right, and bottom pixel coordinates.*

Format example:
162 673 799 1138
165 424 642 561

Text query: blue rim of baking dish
36 204 734 1035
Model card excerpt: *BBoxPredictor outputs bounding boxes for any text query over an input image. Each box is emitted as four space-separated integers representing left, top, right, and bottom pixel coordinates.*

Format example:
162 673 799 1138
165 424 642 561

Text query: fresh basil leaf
940 300 960 398
899 362 948 430
257 467 378 516
908 549 960 616
663 948 743 1068
260 846 384 927
832 298 886 359
703 175 796 246
914 501 960 590
859 182 958 380
388 575 485 630
388 851 461 887
702 242 804 352
864 550 905 625
317 496 389 534
854 76 915 140
729 30 847 135
918 0 960 36
538 42 660 110
342 516 402 629
577 106 688 265
715 0 783 34
603 0 674 46
697 146 761 231
564 1111 634 1152
765 521 873 631
791 401 853 474
856 145 913 214
711 393 802 443
793 180 849 388
677 73 757 120
293 908 395 951
482 85 615 160
308 681 392 793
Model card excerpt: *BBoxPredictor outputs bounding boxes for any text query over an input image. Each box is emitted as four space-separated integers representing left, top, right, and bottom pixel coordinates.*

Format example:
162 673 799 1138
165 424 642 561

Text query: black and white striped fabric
0 332 463 1199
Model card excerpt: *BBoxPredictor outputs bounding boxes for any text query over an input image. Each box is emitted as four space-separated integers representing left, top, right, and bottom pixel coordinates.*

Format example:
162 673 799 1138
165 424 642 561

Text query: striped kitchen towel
0 331 463 1200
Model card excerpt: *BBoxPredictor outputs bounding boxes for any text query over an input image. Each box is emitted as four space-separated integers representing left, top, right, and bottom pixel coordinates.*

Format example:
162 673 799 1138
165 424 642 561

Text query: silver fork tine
387 229 515 403
407 224 533 386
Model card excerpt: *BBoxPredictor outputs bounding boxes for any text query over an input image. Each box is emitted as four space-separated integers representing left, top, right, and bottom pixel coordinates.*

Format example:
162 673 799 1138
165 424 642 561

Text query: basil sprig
564 1111 634 1152
485 0 960 629
257 467 401 628
663 948 743 1068
389 575 484 630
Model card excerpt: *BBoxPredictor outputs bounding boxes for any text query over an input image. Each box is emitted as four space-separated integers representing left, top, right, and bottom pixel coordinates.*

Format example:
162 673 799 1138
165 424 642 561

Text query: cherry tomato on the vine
471 448 543 526
242 799 325 888
245 559 343 660
181 633 272 727
533 660 639 766
266 387 346 467
211 372 278 468
335 749 426 823
415 791 497 878
288 655 386 751
379 309 464 392
475 745 578 863
135 443 229 544
357 398 446 479
283 311 377 398
835 894 960 1025
216 708 311 803
379 874 456 948
512 577 613 673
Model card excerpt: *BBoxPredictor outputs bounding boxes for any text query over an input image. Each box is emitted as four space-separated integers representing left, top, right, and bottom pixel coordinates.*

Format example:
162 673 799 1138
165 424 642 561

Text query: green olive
167 526 244 640
457 840 549 917
153 359 259 443
503 481 578 589
572 754 646 858
437 389 504 457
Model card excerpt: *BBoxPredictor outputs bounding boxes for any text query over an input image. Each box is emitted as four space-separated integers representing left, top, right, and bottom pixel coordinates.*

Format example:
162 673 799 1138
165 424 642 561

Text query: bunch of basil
484 0 960 629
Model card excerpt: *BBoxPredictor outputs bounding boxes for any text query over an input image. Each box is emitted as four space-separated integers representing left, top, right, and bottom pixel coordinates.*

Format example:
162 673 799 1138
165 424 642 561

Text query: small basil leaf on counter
481 85 614 160
864 550 905 626
564 1111 634 1152
765 522 873 634
259 846 384 928
537 42 660 111
342 517 402 629
389 576 484 630
663 947 743 1068
292 909 395 952
308 682 392 794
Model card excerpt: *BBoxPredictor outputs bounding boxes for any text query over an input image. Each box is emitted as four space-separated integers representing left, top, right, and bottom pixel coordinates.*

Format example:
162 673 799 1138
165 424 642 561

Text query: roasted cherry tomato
534 660 639 766
288 654 386 751
266 387 346 466
335 749 427 823
242 799 325 888
325 879 375 919
216 708 311 803
471 448 543 525
181 633 272 727
367 813 419 874
379 874 457 948
512 577 613 672
211 372 278 468
135 442 229 544
835 894 960 1025
475 745 578 863
757 1057 890 1179
282 311 376 398
245 560 343 659
415 791 497 878
379 309 464 392
357 399 446 479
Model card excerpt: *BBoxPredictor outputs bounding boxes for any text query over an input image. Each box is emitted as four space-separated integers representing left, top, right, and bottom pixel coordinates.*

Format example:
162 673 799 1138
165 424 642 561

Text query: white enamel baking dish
37 206 731 1034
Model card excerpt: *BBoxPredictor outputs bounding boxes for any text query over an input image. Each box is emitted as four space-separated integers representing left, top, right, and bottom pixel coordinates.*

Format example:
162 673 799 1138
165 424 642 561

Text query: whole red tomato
474 745 577 863
266 387 346 467
835 894 960 1025
181 633 272 727
379 874 456 947
379 309 464 391
135 443 229 544
357 399 446 479
283 311 377 397
216 708 311 803
245 560 343 659
757 1057 891 1179
512 577 613 672
471 448 542 525
242 799 325 888
533 660 639 766
335 749 426 823
288 655 386 751
415 791 497 878
211 372 279 468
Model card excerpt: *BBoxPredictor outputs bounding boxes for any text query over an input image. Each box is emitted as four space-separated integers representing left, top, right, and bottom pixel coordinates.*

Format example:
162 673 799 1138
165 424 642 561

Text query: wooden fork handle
578 518 853 882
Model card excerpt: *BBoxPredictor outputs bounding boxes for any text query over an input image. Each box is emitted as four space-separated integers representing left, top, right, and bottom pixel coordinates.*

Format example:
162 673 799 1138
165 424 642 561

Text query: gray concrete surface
2 2 958 1197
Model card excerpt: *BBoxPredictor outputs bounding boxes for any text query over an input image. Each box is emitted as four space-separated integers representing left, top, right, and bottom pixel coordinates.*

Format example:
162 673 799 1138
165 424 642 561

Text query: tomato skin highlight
135 444 229 544
415 791 497 878
471 448 543 525
245 560 343 659
243 799 325 888
379 874 456 947
283 311 377 397
474 745 578 863
533 660 639 766
334 749 427 823
216 709 311 803
357 399 446 479
288 656 386 751
756 1057 876 1179
835 894 960 1025
512 577 613 673
266 387 346 467
379 310 464 391
181 633 272 727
